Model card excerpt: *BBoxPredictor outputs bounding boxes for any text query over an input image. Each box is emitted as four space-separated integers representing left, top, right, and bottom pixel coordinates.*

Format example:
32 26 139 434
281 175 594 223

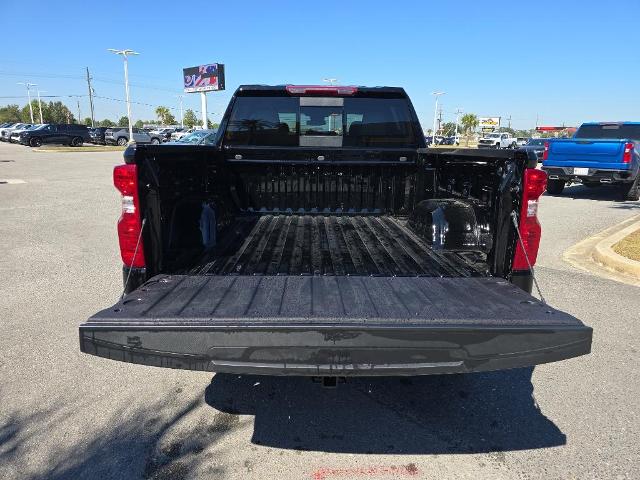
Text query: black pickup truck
79 84 592 377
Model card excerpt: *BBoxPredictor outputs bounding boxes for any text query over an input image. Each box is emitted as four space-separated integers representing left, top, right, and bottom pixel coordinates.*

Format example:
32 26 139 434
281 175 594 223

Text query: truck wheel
29 137 42 148
494 143 500 149
622 175 640 201
546 179 566 195
71 136 83 147
117 137 128 146
150 138 160 145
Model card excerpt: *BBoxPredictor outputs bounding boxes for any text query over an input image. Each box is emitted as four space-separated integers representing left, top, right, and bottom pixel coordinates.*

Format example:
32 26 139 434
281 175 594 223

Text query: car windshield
574 124 640 140
527 139 545 146
485 133 500 138
177 131 209 143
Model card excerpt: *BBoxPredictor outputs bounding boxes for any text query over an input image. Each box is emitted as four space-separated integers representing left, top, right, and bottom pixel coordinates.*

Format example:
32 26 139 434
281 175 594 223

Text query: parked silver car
104 127 163 146
1 123 31 142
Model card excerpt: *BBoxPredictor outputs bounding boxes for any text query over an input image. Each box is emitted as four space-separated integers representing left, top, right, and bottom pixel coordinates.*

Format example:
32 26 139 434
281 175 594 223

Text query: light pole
108 48 139 144
36 90 46 124
431 91 445 146
177 95 184 128
17 82 37 123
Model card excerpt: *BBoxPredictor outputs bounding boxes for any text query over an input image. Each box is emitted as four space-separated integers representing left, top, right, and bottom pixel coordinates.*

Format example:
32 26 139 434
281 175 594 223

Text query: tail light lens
542 141 549 161
623 142 634 163
512 168 547 270
113 164 145 268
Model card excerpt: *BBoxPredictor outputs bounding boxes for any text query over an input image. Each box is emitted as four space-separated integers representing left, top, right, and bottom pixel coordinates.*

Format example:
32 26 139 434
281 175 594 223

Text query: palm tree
460 113 479 146
155 106 170 125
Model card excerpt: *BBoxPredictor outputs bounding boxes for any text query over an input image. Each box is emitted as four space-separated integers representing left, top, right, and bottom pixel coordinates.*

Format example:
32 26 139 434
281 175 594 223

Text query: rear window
575 124 640 140
224 96 418 147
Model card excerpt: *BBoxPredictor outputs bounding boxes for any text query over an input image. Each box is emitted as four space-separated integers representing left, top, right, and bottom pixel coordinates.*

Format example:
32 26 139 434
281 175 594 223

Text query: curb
563 214 640 287
592 219 640 279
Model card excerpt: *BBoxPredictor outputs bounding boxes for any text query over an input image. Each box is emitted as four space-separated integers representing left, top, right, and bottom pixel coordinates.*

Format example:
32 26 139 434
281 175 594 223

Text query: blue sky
2 0 639 129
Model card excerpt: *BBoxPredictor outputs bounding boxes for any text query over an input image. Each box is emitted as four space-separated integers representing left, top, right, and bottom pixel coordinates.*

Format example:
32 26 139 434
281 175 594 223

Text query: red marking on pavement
312 464 419 480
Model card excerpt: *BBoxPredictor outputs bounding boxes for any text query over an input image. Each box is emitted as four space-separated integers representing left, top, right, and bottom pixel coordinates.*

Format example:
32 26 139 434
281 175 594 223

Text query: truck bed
188 214 487 277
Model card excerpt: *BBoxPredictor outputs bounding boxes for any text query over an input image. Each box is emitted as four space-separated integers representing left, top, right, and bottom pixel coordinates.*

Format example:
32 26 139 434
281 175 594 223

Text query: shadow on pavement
546 184 639 207
0 394 234 480
205 367 565 454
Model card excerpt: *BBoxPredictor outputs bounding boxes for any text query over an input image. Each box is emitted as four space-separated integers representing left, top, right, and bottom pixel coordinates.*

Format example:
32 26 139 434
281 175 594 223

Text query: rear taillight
113 164 145 268
623 142 634 163
512 168 547 270
285 85 358 96
542 141 549 161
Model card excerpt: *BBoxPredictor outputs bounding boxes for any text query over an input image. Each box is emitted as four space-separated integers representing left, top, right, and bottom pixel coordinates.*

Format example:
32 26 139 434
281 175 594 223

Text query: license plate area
573 167 589 175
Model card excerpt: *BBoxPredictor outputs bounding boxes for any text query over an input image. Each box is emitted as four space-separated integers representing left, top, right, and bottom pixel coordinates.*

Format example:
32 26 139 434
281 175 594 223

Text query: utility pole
505 115 512 129
431 92 445 146
86 67 95 127
36 89 46 124
454 108 463 138
77 100 81 124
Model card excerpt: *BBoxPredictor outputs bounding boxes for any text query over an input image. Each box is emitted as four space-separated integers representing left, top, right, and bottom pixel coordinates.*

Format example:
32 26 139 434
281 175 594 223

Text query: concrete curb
563 214 640 287
592 219 640 279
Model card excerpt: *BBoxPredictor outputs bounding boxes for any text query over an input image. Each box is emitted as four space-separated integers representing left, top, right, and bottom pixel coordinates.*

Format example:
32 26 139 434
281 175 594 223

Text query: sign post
182 63 225 129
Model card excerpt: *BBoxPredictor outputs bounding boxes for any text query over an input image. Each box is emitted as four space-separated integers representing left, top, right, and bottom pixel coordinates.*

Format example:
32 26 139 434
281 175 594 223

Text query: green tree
134 120 144 129
441 121 458 136
83 117 93 126
98 119 116 127
47 101 75 123
21 100 46 124
118 116 129 127
183 109 198 128
0 104 23 123
460 113 479 146
155 106 170 125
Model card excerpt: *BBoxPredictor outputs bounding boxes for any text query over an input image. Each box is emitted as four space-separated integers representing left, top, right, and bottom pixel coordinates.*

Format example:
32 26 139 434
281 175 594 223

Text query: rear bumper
542 166 634 184
79 322 592 376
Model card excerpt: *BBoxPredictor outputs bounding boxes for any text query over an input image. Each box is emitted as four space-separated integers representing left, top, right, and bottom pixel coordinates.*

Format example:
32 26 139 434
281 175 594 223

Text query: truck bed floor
190 215 487 277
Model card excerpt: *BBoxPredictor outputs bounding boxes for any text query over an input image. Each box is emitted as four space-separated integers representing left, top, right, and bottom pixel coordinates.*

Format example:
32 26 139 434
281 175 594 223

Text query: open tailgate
80 275 592 376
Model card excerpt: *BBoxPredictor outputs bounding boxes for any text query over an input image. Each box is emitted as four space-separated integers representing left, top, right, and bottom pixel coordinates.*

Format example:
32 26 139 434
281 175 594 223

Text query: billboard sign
479 117 500 132
183 64 225 93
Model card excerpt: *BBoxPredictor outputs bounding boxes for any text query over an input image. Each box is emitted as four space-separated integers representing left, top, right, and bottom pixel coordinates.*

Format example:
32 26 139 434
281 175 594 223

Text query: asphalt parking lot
0 142 638 480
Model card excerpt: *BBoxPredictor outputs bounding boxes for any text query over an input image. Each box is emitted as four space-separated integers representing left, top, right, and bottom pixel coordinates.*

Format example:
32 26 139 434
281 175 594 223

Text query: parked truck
79 84 591 378
477 132 517 149
541 122 640 200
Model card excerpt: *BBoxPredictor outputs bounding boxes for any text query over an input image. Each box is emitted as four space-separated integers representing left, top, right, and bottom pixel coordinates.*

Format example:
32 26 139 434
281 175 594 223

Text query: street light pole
18 82 37 123
177 95 184 128
431 91 445 146
108 48 139 144
37 90 46 124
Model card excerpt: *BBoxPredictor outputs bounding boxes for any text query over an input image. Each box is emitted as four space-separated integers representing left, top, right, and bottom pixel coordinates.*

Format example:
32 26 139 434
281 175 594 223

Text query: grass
34 145 125 152
613 229 640 262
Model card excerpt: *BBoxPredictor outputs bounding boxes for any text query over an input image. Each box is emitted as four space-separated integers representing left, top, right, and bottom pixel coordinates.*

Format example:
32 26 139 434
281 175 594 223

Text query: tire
150 138 160 145
621 175 640 201
29 137 42 148
116 137 128 146
71 136 83 147
546 179 566 195
494 144 500 149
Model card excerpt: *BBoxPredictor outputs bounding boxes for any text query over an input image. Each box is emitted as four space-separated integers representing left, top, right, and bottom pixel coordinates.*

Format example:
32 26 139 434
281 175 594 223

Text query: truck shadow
205 367 565 454
546 184 638 206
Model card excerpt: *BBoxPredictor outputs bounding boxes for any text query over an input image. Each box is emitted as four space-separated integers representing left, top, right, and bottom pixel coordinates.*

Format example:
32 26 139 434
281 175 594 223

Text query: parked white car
477 132 517 149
